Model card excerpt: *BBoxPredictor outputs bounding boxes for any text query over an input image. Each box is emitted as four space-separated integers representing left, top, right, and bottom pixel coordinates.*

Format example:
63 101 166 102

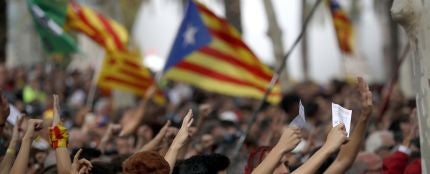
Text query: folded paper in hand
331 103 352 137
290 100 306 129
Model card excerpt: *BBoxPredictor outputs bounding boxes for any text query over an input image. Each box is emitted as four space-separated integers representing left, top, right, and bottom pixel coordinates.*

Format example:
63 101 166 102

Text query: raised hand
71 149 93 174
53 94 61 126
276 126 301 153
172 109 194 148
322 124 348 153
143 84 157 102
357 77 373 117
164 109 194 174
49 95 72 174
23 119 44 140
199 104 213 119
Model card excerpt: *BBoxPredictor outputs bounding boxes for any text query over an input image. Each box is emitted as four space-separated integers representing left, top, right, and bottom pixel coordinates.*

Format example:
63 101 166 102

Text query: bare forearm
10 138 31 174
326 116 368 173
251 146 284 174
164 144 180 174
0 139 18 171
55 148 72 174
0 141 17 174
122 102 147 135
292 147 332 174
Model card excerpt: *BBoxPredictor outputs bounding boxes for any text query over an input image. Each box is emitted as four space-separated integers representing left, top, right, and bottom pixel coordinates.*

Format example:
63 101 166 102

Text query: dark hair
90 162 116 174
279 93 300 115
173 154 230 174
122 151 170 174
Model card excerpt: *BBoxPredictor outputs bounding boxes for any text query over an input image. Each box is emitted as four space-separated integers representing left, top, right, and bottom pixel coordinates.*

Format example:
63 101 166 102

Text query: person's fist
24 119 44 139
323 124 347 153
276 126 301 153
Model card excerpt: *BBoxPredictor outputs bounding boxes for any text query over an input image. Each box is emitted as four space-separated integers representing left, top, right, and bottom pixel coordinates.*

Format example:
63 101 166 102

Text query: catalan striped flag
97 51 166 104
66 0 128 51
163 1 281 104
328 0 354 55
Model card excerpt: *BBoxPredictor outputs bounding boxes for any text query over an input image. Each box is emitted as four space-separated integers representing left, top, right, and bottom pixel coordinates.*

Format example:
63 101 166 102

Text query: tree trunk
392 0 430 172
119 0 148 32
262 0 288 90
224 0 242 33
0 0 6 63
376 0 399 80
301 0 309 80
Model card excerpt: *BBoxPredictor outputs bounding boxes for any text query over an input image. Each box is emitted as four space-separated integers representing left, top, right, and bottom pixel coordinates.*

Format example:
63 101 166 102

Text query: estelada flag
97 51 166 105
162 0 281 104
328 0 355 55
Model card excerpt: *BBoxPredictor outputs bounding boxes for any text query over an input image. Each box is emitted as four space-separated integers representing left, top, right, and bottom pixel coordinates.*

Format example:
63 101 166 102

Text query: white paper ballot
331 103 352 137
290 101 306 129
7 104 22 125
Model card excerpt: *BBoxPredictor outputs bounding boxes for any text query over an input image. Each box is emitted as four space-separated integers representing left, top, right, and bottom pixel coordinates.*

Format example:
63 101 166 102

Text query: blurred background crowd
0 62 421 173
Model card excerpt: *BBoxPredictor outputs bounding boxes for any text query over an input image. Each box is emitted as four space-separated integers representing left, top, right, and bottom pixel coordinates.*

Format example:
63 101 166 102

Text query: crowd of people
0 63 422 173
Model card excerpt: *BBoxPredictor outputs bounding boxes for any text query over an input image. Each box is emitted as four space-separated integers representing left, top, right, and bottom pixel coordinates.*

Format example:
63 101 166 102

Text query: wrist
8 141 17 148
273 144 288 154
320 144 336 154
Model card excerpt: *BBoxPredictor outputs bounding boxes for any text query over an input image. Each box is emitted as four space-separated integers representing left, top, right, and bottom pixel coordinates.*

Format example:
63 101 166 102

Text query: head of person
365 131 395 158
348 152 383 174
244 146 290 174
174 153 230 174
122 151 170 174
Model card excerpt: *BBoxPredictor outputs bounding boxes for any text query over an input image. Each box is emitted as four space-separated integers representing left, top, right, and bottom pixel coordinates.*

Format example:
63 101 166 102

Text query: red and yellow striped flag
97 51 165 104
66 0 128 51
328 0 354 55
163 1 281 104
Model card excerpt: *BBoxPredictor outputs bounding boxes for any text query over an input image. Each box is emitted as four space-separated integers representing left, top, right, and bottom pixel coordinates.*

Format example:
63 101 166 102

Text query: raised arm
292 124 347 174
164 109 194 174
50 95 72 174
1 117 23 174
0 92 10 135
139 121 171 152
120 85 156 136
251 126 301 174
10 119 43 174
98 123 122 154
324 77 373 173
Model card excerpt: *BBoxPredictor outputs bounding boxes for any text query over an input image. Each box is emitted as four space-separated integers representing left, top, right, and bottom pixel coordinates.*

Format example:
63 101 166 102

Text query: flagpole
231 0 324 159
86 51 105 109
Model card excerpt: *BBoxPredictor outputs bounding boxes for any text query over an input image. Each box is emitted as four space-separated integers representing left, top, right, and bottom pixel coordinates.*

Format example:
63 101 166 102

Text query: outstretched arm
292 124 347 174
165 109 194 174
120 85 156 136
325 77 373 173
139 121 171 152
251 126 301 174
0 117 23 174
0 92 10 135
10 119 43 174
51 95 72 174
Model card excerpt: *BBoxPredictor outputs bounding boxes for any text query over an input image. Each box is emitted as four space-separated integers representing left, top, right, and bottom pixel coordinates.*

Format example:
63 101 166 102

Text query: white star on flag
183 24 198 46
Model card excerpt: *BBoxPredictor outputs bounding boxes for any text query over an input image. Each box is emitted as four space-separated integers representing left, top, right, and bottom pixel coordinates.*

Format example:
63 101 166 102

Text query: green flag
27 0 77 55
